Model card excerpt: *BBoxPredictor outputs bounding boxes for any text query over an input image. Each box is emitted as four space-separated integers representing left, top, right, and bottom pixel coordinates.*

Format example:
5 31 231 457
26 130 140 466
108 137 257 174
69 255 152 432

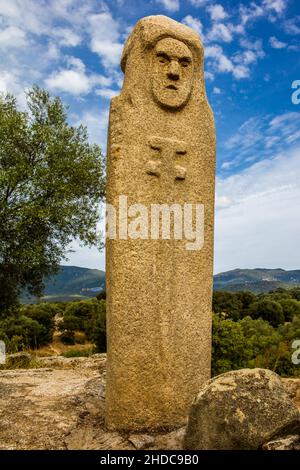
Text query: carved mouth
166 84 178 90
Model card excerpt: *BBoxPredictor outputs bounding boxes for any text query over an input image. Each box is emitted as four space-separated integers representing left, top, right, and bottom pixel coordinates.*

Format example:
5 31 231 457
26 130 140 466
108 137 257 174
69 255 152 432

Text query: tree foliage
0 87 105 311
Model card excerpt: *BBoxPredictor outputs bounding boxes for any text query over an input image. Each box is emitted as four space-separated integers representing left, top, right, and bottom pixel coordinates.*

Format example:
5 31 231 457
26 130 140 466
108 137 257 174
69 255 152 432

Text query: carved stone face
151 37 194 110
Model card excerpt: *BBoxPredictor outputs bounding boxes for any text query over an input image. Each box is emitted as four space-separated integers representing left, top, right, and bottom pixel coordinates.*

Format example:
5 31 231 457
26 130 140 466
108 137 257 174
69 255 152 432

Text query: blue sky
0 0 299 273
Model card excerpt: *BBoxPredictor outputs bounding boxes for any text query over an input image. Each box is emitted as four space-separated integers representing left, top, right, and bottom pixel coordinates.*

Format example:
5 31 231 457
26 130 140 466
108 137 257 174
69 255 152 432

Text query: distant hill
22 266 300 303
214 268 300 293
22 266 105 303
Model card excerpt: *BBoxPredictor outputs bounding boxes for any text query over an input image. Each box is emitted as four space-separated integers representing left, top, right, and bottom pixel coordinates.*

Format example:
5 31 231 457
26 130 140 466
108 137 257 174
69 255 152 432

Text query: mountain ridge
22 266 300 303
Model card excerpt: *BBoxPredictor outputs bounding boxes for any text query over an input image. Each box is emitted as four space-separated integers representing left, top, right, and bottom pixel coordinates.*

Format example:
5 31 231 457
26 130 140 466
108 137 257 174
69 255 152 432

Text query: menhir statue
105 15 216 432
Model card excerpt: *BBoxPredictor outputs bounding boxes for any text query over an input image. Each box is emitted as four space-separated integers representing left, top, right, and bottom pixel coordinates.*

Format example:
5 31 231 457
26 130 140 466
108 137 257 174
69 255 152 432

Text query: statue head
151 37 194 110
120 15 205 112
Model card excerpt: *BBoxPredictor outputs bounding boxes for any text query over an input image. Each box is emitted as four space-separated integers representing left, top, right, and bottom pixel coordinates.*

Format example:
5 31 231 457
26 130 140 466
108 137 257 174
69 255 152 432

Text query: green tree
279 299 300 322
0 87 105 311
212 292 243 321
84 299 106 352
212 314 252 376
248 299 285 327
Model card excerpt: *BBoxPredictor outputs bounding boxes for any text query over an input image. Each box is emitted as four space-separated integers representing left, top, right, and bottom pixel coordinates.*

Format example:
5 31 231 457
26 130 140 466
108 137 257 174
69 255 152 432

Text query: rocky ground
0 354 299 450
0 354 186 450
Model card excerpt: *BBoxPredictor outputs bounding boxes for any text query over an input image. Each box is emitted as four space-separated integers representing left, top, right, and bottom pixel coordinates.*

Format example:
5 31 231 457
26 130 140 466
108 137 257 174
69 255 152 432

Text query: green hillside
22 266 105 303
22 266 300 303
214 268 300 293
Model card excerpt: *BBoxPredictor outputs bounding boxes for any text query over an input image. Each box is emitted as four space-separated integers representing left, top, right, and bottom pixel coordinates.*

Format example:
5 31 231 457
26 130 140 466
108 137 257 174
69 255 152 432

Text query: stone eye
157 53 169 64
180 59 190 68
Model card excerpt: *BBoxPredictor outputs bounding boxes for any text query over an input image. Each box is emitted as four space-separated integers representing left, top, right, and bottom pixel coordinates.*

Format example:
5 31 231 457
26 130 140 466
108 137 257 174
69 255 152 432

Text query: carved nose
167 61 180 81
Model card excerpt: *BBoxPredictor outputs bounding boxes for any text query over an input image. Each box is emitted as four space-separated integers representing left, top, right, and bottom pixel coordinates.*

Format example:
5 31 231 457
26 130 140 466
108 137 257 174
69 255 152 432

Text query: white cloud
213 87 221 94
215 145 300 273
284 17 300 35
0 71 14 94
96 88 118 99
269 36 287 49
75 108 109 149
45 56 112 96
88 12 123 69
223 113 300 169
206 45 250 79
181 15 203 37
239 3 265 26
0 25 27 48
240 38 265 54
263 0 286 15
238 0 287 30
207 4 228 22
45 69 91 95
156 0 180 11
188 0 208 6
208 23 233 43
204 71 214 81
52 27 82 47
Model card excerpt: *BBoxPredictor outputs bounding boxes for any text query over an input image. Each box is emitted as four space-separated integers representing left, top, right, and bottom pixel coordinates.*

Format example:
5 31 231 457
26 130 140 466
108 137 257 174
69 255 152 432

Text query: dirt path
0 355 184 450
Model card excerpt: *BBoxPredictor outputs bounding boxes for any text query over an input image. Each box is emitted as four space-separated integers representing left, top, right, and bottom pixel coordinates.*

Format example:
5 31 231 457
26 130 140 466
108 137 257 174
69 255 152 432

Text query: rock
262 435 300 450
184 368 300 450
282 378 300 408
128 434 155 450
7 352 32 368
152 427 186 450
261 417 300 450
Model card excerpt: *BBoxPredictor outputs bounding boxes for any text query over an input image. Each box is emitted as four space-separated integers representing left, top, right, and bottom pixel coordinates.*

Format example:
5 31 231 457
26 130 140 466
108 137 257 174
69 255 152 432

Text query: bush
61 348 93 358
278 299 300 322
248 299 285 327
21 303 56 344
212 314 252 376
84 300 106 352
0 314 46 351
58 299 106 352
212 292 243 321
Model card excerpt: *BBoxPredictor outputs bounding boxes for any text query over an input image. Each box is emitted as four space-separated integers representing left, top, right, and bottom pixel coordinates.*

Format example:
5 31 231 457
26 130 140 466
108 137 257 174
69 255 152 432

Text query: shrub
0 314 46 350
61 348 93 358
84 300 106 352
212 314 252 376
278 299 300 322
212 292 243 321
248 299 285 327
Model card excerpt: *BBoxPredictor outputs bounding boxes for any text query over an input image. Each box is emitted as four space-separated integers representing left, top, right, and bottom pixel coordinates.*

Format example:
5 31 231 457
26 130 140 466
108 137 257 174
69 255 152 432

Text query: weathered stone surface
128 434 155 450
0 355 184 449
262 435 300 451
184 368 300 450
106 14 215 432
0 357 299 450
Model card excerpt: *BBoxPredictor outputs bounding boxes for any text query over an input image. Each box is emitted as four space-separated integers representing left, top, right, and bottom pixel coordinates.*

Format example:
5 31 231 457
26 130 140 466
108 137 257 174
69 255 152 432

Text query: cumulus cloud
155 0 180 12
215 145 300 273
207 23 233 43
88 12 123 69
269 36 287 49
0 25 27 48
52 27 82 47
206 45 250 79
188 0 208 6
207 4 228 22
96 88 119 99
181 15 203 38
45 56 112 96
284 17 300 35
263 0 286 15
